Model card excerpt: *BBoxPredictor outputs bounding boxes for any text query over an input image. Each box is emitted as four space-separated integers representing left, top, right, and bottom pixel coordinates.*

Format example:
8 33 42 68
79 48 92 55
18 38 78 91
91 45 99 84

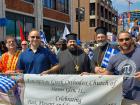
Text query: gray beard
97 41 107 47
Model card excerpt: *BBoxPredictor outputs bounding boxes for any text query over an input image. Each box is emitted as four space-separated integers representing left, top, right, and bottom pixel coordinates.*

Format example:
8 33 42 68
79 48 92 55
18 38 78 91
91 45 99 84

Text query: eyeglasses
21 44 27 45
118 38 130 42
30 36 40 39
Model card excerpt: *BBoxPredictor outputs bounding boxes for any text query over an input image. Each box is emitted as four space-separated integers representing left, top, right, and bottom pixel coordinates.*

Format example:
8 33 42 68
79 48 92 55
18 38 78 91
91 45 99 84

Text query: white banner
24 75 123 105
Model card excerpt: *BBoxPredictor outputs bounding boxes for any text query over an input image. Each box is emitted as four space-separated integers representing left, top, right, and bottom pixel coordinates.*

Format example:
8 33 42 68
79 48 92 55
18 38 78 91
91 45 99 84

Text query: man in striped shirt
0 36 21 73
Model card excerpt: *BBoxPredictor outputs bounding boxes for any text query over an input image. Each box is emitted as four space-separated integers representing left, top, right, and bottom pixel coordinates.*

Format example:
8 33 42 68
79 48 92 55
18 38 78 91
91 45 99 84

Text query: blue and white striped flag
0 75 16 93
39 31 47 45
101 47 119 68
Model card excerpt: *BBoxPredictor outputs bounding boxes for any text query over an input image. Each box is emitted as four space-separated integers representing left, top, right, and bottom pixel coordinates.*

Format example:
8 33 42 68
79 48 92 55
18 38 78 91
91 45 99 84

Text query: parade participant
21 40 28 52
17 29 60 74
55 39 67 55
48 40 57 54
81 31 140 105
100 31 140 105
0 41 8 56
92 27 119 73
59 39 67 51
55 40 62 51
136 32 140 45
0 36 21 73
57 33 91 74
83 44 94 61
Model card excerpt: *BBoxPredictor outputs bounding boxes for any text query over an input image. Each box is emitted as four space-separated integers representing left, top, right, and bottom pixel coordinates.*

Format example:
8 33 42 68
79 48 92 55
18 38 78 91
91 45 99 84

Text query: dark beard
68 47 76 52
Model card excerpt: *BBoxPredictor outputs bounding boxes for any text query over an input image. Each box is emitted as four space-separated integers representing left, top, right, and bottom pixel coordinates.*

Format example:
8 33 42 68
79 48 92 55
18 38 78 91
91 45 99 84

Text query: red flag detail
17 21 25 41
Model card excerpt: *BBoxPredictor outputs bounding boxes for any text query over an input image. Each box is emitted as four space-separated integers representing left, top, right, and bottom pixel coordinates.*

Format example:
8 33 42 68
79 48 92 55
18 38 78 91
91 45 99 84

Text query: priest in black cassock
92 27 119 74
57 33 91 74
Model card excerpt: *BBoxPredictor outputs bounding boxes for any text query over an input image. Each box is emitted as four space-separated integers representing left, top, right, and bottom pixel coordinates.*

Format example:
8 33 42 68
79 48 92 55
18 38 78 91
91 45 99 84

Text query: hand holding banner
24 75 123 105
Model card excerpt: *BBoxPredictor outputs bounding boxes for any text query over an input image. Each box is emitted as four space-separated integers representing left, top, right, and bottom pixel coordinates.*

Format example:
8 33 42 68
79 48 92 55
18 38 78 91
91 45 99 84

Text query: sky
112 0 140 14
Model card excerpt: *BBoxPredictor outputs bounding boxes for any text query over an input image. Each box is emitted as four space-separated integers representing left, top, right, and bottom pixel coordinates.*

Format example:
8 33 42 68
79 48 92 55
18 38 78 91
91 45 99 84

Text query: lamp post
78 0 80 40
77 0 85 39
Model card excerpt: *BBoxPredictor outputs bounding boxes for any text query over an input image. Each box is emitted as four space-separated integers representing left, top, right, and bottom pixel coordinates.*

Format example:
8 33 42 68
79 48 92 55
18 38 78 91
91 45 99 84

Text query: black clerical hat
66 33 77 41
95 27 107 35
59 39 66 44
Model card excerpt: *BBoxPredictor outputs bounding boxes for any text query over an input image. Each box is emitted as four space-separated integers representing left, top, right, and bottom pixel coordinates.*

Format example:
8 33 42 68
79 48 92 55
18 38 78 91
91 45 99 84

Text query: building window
43 0 50 8
43 0 69 14
56 0 69 14
6 19 34 41
23 0 34 3
112 14 114 22
101 6 104 17
57 0 65 12
101 21 104 27
43 0 56 9
105 22 108 29
51 0 56 9
64 0 69 14
114 16 117 23
90 19 95 27
105 9 108 19
109 12 111 21
6 19 16 37
43 19 70 42
6 12 35 43
90 3 95 15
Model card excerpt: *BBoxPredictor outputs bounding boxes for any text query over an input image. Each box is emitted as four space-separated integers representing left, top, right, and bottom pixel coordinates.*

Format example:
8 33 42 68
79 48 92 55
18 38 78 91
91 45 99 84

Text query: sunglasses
118 38 130 42
30 36 40 39
22 44 27 45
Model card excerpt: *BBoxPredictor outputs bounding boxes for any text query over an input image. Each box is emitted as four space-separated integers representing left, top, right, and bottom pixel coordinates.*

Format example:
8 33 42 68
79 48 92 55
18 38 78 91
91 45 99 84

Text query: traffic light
76 7 85 21
79 7 85 21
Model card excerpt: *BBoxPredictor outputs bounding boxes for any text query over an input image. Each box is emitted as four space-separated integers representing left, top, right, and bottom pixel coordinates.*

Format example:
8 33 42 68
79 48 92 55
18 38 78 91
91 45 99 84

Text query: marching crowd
0 27 140 105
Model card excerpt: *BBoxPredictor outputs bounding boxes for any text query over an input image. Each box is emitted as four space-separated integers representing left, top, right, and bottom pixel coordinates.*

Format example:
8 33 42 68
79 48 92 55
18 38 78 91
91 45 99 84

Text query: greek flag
62 25 70 40
39 31 47 45
0 75 16 93
88 48 94 61
101 47 119 68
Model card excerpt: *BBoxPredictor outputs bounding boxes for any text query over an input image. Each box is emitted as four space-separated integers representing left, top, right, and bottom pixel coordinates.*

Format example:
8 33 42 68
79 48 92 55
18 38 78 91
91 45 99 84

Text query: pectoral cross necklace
67 50 79 72
75 64 79 72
